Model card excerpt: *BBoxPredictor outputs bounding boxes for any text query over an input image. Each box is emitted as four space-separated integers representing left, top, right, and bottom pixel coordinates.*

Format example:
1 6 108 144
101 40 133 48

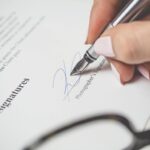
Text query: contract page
0 0 150 149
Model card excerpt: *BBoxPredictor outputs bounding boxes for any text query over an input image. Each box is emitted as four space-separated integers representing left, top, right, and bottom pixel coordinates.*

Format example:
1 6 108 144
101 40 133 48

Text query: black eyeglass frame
24 113 150 150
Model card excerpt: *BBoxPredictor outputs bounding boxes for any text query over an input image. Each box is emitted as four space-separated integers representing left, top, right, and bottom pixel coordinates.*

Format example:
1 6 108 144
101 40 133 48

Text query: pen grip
87 0 150 61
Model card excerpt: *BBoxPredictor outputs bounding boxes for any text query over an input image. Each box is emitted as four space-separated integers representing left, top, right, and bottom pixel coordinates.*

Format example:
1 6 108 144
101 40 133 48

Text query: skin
86 0 150 84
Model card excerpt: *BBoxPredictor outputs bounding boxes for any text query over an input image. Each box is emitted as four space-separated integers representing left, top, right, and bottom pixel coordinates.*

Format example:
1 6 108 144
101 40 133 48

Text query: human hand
86 0 150 84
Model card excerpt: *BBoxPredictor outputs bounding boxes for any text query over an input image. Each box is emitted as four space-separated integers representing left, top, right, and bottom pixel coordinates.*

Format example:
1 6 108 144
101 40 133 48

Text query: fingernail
94 36 115 57
110 63 122 83
137 65 150 80
85 39 88 44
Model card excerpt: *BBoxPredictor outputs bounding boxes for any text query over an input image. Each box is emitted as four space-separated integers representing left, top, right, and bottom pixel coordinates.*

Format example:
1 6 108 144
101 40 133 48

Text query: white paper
0 0 150 149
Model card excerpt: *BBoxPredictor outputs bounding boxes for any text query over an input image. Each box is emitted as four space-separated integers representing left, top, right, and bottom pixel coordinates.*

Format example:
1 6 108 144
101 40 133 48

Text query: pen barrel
112 0 150 26
87 24 113 61
86 0 150 63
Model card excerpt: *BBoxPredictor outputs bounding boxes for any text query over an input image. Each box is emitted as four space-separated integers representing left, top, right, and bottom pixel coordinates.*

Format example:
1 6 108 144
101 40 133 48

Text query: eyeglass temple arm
23 113 150 150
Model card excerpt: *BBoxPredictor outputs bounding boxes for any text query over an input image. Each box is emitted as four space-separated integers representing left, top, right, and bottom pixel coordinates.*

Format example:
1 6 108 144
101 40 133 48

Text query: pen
71 0 150 76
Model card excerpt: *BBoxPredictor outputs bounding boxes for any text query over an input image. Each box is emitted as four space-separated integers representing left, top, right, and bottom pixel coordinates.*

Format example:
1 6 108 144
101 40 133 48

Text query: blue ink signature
52 52 81 99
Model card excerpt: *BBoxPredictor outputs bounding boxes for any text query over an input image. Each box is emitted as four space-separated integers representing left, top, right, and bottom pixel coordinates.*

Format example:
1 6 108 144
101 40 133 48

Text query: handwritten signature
52 52 81 99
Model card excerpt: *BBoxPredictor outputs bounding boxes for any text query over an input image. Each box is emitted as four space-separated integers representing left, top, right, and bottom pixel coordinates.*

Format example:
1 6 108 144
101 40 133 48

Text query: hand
86 0 150 84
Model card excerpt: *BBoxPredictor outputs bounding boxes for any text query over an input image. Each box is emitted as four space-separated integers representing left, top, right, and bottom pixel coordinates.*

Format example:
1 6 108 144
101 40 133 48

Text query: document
0 0 150 149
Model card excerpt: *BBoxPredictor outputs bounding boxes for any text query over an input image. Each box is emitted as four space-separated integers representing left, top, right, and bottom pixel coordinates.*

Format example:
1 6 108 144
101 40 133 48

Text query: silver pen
71 0 150 76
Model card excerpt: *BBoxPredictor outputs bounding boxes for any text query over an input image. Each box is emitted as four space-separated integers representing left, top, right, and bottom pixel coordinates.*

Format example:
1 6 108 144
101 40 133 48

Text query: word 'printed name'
75 58 105 99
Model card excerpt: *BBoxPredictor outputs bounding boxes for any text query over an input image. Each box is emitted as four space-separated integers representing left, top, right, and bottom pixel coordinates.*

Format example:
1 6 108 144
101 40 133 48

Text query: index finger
86 0 127 44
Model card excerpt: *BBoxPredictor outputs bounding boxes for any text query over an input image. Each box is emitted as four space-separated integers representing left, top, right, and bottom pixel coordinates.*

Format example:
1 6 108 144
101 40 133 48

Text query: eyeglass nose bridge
124 130 150 150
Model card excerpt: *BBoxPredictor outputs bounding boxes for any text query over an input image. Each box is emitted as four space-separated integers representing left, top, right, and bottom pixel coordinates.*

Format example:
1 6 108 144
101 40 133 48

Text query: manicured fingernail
85 39 88 44
138 65 150 80
94 36 115 57
110 63 121 83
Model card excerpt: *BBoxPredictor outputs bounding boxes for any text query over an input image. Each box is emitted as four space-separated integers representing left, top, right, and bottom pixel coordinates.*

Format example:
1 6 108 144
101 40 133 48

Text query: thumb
94 21 150 65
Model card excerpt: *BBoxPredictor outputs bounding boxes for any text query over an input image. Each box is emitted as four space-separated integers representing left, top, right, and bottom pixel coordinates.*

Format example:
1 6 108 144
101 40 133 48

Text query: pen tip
70 58 90 76
70 72 74 76
70 69 79 76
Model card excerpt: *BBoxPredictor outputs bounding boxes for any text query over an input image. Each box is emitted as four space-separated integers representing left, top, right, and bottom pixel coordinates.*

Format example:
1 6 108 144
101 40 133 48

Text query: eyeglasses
24 113 150 150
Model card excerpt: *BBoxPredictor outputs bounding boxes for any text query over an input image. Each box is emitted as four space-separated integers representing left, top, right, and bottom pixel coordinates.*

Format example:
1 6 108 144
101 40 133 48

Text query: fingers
108 13 150 83
138 62 150 80
94 21 150 83
94 21 150 64
86 0 121 44
85 0 134 84
107 16 150 83
86 0 150 83
109 59 135 84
